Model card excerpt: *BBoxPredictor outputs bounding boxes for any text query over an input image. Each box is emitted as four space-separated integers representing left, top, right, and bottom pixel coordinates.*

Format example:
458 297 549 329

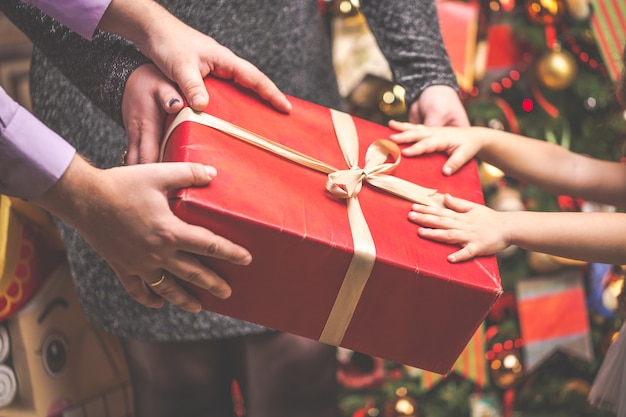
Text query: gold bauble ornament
564 0 590 21
479 162 505 188
536 49 578 90
525 0 566 25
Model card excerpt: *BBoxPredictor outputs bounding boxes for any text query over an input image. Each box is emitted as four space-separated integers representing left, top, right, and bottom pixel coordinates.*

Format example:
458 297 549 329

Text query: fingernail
168 98 181 108
204 165 217 178
191 94 208 108
443 166 452 175
408 212 418 220
189 304 202 313
239 254 252 265
216 288 232 299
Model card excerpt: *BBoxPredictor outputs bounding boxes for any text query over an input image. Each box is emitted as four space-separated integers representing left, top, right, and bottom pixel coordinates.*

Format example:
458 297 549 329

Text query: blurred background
1 0 625 416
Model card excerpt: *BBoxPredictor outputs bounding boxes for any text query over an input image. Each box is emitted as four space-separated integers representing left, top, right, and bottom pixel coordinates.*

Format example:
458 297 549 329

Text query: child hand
388 120 482 176
409 193 513 262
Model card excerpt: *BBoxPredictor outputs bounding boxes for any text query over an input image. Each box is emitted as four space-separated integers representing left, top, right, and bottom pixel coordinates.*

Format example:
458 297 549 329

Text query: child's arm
410 193 626 264
388 121 626 207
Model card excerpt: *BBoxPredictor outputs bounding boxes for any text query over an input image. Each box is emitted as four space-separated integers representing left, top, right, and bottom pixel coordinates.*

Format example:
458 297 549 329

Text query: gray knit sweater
1 0 457 341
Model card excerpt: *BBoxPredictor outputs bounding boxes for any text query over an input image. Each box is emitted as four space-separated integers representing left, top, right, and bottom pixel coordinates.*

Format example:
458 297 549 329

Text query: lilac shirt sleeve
21 0 111 39
0 88 76 200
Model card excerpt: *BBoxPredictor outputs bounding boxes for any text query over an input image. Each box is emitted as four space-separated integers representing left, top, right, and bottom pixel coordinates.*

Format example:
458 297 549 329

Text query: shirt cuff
23 0 112 39
0 89 75 200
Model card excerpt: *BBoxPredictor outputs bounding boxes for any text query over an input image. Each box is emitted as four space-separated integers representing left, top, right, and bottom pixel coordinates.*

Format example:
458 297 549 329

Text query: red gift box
160 77 502 374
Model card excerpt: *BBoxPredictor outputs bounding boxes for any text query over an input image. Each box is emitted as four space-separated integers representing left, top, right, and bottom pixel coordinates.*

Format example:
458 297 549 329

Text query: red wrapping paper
161 77 502 374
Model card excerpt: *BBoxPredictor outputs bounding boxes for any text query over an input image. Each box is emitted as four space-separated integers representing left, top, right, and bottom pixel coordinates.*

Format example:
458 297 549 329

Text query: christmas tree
331 0 626 416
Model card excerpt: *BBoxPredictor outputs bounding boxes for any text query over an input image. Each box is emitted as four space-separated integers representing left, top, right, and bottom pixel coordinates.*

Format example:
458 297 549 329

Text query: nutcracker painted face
0 197 132 417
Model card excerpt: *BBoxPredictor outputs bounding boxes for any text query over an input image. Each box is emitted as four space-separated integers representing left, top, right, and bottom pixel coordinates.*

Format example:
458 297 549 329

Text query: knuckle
203 240 221 256
205 281 229 298
160 229 178 245
147 228 178 249
183 269 204 285
444 229 457 241
156 282 177 297
126 287 144 300
128 289 160 308
436 216 452 228
464 245 476 258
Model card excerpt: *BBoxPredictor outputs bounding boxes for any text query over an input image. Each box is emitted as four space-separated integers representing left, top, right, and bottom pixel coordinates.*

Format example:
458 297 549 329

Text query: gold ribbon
160 107 442 345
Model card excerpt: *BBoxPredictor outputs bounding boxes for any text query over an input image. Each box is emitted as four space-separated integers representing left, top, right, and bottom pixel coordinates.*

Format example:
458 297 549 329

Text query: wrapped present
160 77 502 374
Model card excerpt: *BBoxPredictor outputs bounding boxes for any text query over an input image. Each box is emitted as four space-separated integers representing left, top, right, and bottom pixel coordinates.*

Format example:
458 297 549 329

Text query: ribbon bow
325 110 442 208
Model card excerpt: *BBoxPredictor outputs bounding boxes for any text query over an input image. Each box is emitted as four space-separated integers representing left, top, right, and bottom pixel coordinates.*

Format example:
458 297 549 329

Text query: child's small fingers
411 203 451 217
417 227 455 244
443 193 478 212
389 134 418 146
409 209 440 225
442 152 474 176
389 119 422 131
389 128 431 142
410 207 444 226
448 249 467 263
448 244 479 263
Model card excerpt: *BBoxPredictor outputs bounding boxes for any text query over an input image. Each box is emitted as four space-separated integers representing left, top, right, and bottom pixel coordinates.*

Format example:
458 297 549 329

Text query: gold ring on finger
149 273 166 287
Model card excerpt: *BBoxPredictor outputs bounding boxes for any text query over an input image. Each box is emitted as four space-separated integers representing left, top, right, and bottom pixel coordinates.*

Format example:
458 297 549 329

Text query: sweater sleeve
0 0 150 125
359 0 458 106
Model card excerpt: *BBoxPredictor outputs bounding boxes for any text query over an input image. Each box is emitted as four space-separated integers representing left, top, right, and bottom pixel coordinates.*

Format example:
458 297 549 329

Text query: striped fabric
590 0 626 81
420 323 487 389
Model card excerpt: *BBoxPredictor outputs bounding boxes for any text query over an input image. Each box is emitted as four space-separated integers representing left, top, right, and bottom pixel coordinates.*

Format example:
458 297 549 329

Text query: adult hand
33 154 252 313
142 22 292 113
99 0 291 113
407 85 469 127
